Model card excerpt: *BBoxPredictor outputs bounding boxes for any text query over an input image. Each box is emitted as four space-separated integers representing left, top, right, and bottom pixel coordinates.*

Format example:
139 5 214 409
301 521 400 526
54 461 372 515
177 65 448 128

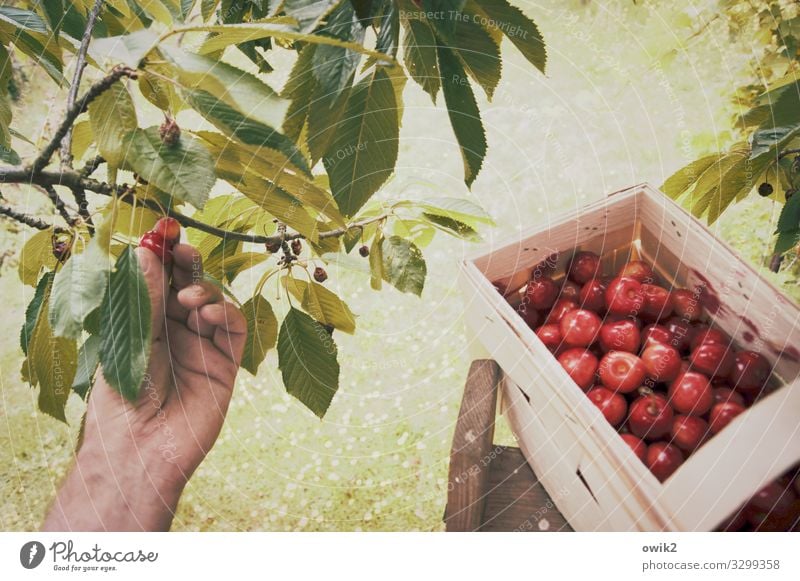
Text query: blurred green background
2 0 797 531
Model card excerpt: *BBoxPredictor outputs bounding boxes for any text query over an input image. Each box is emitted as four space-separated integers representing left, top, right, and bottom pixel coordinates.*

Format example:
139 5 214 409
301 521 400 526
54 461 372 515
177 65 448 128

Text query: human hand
44 243 247 531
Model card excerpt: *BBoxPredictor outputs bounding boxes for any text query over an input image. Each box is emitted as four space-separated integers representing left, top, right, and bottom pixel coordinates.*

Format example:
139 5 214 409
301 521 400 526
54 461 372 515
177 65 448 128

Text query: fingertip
172 243 202 270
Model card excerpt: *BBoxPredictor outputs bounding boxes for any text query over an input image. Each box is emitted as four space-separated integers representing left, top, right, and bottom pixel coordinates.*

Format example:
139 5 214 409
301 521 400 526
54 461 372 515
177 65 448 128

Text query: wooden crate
459 183 800 531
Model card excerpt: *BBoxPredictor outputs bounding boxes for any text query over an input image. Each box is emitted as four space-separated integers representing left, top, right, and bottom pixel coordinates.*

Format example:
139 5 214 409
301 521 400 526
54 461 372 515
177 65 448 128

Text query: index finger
171 243 204 290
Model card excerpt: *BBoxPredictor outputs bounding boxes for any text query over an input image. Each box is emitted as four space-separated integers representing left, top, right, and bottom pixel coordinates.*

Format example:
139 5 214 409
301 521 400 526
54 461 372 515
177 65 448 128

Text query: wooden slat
444 360 501 532
479 445 573 532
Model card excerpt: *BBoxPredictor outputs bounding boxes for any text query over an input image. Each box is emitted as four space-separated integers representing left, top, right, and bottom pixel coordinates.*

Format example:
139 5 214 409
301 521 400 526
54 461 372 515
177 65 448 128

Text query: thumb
135 247 169 340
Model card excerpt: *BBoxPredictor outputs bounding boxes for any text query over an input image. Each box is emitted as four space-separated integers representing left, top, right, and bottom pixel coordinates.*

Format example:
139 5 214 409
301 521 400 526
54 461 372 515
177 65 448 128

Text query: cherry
605 276 645 316
708 402 746 435
313 266 328 282
515 303 540 328
560 280 581 302
670 415 709 453
641 324 674 349
359 245 370 257
154 217 181 241
587 387 627 426
139 231 172 264
52 239 70 262
291 239 303 255
525 275 559 310
579 279 607 312
265 239 282 253
618 260 655 283
646 442 684 482
640 284 674 321
544 298 578 324
668 371 713 415
598 319 641 353
560 309 601 348
620 433 647 462
640 343 682 383
628 393 673 440
536 324 563 353
159 117 181 146
672 288 702 322
598 351 647 393
689 342 734 378
749 480 797 516
712 387 746 407
557 348 598 391
664 317 695 353
728 350 771 395
568 251 601 285
689 326 730 350
758 182 774 197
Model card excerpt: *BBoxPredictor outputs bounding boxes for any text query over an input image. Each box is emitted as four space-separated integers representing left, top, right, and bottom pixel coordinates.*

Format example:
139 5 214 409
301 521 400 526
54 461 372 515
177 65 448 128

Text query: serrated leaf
241 294 278 374
777 193 800 234
90 28 160 68
278 307 340 418
381 235 426 295
437 8 501 99
416 197 494 228
283 277 357 334
221 251 268 282
0 6 50 35
121 127 215 209
21 271 54 356
437 44 486 187
662 154 723 199
282 44 315 146
312 2 365 98
99 246 151 401
88 81 137 168
369 230 384 290
323 67 400 217
73 334 100 399
285 0 341 31
70 120 94 163
18 229 57 287
420 0 464 37
375 0 399 56
401 11 440 101
421 212 481 241
471 0 546 74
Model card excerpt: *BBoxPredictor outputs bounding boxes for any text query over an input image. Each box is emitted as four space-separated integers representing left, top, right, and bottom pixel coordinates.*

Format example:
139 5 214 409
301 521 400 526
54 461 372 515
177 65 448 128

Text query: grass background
2 0 798 531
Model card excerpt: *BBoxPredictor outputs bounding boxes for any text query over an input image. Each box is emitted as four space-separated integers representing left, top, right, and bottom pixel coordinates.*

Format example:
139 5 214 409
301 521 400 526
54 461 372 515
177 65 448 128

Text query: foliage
0 0 545 420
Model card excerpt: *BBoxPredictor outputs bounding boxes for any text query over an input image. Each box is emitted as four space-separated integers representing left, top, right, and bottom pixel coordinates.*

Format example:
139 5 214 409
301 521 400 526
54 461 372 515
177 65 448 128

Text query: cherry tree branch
0 198 66 233
60 0 105 168
42 184 76 225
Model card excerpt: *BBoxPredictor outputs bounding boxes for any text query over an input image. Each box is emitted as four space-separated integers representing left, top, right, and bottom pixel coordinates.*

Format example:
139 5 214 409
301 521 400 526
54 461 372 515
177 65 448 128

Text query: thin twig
778 148 800 160
42 184 75 225
79 155 105 177
0 200 65 232
29 66 138 174
60 0 104 168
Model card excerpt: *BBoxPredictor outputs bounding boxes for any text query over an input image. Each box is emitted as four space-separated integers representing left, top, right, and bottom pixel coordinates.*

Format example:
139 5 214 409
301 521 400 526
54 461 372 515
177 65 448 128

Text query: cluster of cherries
139 217 181 263
498 250 799 531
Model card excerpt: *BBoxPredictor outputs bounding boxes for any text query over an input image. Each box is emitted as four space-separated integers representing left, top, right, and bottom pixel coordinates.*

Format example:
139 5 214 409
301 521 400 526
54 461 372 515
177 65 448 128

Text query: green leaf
0 142 20 164
307 81 351 165
446 15 501 99
88 81 138 168
0 6 50 34
421 1 465 37
278 307 340 418
283 277 357 334
48 239 112 339
471 0 546 74
312 2 365 98
282 44 316 145
323 67 400 217
777 192 800 234
90 28 160 68
706 151 774 224
421 212 481 241
661 154 723 199
401 11 440 101
241 294 278 375
437 44 486 187
381 235 426 295
220 251 269 282
201 0 219 21
415 196 494 228
285 0 341 31
121 127 215 209
18 229 57 287
369 230 384 290
73 334 101 399
99 246 152 401
774 229 799 255
21 271 54 357
375 0 399 56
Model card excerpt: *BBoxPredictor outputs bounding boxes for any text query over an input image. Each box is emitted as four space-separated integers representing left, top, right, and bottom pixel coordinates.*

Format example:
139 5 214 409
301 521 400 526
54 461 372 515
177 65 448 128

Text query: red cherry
525 275 559 310
561 280 581 302
712 387 746 407
515 302 540 328
628 393 673 440
154 217 181 241
689 326 730 350
139 231 172 264
536 324 563 353
664 317 696 353
557 348 598 391
598 319 641 353
605 276 645 317
640 343 682 383
640 284 674 321
568 251 601 284
641 324 674 349
598 351 647 393
578 279 607 312
545 298 578 324
620 433 647 462
560 309 602 348
749 480 797 516
618 260 655 283
668 371 713 415
646 442 684 482
670 415 709 452
587 387 627 427
728 351 771 395
672 288 703 322
708 402 746 435
689 342 734 378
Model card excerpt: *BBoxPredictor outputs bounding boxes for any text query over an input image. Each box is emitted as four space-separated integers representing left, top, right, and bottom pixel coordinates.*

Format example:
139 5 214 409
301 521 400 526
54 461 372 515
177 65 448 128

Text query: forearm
43 441 185 532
